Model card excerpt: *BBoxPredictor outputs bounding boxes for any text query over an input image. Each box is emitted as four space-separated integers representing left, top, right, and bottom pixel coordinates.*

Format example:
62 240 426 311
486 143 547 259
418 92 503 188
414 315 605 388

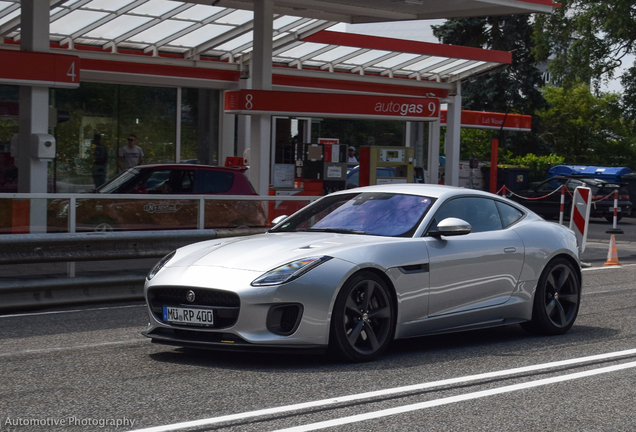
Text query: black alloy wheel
330 271 395 362
522 258 581 335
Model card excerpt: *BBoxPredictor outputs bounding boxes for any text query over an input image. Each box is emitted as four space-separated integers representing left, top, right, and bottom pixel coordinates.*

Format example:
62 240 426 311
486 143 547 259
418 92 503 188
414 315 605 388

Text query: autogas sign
224 90 439 121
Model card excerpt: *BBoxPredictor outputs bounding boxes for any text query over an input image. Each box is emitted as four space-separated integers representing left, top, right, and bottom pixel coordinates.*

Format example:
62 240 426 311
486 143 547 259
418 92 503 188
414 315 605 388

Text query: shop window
0 85 19 193
50 83 219 193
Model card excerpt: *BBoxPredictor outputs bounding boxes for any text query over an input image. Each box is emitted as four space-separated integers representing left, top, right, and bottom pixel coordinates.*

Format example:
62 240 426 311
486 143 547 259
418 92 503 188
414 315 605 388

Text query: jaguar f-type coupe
143 184 581 362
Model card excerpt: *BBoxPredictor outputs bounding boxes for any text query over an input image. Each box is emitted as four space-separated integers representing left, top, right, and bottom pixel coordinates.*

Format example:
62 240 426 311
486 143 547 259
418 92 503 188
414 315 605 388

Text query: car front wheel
330 271 395 362
522 257 581 335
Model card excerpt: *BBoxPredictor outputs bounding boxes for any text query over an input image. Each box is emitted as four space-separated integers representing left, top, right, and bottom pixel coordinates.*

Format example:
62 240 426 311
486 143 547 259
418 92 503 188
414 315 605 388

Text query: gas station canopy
0 0 553 85
175 0 558 23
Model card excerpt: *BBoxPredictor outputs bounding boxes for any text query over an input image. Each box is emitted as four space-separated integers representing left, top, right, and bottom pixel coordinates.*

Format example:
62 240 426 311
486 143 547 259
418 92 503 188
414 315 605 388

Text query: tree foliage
537 83 636 168
432 16 549 156
534 0 636 110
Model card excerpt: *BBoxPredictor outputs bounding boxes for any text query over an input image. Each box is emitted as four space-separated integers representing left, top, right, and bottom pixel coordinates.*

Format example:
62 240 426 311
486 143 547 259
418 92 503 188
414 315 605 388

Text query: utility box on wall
30 133 56 160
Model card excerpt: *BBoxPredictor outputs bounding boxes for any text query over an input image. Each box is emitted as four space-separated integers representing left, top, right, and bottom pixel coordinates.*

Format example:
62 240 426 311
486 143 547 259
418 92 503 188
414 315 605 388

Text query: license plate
163 306 214 326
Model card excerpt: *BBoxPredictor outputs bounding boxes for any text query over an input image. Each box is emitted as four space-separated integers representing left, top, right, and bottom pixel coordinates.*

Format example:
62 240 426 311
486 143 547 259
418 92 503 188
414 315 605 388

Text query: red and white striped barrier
569 186 592 253
559 185 566 225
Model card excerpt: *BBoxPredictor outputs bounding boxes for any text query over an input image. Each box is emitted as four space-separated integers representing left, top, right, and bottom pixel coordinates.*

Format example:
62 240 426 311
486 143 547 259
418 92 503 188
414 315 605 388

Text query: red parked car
47 164 269 232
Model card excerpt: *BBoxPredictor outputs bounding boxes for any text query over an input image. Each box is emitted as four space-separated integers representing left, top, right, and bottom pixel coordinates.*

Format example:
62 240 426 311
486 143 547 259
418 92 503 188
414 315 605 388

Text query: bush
503 153 565 182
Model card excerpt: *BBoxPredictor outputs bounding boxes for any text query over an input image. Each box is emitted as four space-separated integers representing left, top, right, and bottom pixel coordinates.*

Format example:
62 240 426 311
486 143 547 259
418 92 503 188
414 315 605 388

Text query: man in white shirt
118 134 144 171
347 146 358 164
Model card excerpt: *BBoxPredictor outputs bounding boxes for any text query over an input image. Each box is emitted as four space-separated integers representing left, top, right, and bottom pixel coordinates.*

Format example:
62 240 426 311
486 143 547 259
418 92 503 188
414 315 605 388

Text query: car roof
331 183 501 200
135 163 245 173
551 175 624 185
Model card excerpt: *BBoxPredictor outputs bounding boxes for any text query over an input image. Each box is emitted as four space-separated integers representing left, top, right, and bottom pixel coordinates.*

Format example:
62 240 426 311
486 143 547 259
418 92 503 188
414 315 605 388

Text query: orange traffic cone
604 235 622 266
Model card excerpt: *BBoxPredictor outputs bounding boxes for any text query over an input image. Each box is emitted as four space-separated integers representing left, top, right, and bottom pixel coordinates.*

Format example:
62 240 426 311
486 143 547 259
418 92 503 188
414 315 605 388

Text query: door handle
504 247 516 253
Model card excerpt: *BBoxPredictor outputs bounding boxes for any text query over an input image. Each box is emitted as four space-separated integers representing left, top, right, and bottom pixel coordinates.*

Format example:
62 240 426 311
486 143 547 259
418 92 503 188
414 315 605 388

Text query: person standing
118 134 144 171
347 146 358 165
92 134 107 188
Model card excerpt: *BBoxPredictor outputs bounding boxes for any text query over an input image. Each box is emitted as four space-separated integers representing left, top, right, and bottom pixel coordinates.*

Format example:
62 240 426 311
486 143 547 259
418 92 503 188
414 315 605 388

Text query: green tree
534 0 636 115
537 83 636 167
433 16 549 156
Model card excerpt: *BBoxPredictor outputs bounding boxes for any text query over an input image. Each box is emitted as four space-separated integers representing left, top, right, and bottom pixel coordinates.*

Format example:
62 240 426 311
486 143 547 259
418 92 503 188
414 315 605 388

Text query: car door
124 168 196 229
424 196 525 317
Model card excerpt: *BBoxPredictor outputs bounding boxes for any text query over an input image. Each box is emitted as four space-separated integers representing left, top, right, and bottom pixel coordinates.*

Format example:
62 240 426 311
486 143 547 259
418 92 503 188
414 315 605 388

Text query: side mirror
428 217 472 237
271 215 289 226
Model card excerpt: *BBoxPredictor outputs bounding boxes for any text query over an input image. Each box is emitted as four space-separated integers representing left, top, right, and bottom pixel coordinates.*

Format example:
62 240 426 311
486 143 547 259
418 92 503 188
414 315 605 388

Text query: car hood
167 232 397 272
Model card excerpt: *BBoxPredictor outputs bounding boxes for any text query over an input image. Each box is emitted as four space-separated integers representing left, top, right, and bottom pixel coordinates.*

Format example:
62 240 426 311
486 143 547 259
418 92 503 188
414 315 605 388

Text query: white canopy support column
219 91 236 165
18 0 50 232
428 119 440 185
406 121 425 171
236 77 251 163
444 81 462 186
248 0 274 196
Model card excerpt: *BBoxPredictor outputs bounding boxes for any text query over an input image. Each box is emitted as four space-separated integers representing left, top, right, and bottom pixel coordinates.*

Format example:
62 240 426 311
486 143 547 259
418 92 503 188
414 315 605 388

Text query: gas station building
0 0 555 201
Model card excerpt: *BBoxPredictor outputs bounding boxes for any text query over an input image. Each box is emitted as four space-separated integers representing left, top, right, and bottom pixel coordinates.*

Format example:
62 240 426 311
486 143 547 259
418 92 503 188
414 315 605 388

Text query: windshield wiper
307 228 370 235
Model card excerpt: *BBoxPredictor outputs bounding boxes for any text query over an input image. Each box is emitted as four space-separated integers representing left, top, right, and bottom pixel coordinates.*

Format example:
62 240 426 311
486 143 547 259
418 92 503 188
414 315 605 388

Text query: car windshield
271 192 434 237
96 168 142 193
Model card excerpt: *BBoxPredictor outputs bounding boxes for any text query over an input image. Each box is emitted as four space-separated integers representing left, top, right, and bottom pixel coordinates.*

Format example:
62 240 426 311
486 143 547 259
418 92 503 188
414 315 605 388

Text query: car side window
567 180 585 191
430 197 502 233
142 170 172 193
495 201 524 228
180 170 194 193
193 170 234 193
537 178 567 191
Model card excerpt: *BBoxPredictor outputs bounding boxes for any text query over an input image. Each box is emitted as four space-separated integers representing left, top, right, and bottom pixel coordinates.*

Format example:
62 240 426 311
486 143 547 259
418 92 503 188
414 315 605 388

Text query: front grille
148 286 240 328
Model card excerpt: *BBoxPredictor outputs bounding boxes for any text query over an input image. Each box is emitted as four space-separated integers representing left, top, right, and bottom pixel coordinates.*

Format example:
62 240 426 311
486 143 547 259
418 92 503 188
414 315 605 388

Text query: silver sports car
143 184 581 362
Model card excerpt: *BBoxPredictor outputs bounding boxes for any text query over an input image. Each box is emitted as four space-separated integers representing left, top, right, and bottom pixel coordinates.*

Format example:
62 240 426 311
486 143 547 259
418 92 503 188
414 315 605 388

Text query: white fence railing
0 193 322 234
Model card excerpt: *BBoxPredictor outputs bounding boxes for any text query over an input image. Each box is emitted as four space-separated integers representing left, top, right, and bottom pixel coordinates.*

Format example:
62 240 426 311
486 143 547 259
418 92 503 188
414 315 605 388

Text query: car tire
329 271 395 362
521 257 581 335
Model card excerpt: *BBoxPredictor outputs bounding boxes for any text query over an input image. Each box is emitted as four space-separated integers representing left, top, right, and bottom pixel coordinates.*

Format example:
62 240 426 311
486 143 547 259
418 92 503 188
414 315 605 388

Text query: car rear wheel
330 271 395 362
521 258 580 335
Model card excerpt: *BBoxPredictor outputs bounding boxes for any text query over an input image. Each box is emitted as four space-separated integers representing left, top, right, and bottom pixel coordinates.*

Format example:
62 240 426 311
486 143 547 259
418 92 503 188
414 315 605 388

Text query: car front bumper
142 258 356 350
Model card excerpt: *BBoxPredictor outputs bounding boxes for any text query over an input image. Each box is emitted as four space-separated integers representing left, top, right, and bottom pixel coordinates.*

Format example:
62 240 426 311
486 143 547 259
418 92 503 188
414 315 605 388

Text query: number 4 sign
0 49 80 88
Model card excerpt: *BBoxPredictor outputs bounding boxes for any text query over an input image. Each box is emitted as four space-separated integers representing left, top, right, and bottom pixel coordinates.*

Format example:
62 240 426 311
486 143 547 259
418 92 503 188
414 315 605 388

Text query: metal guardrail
0 228 268 312
0 227 269 312
0 228 266 264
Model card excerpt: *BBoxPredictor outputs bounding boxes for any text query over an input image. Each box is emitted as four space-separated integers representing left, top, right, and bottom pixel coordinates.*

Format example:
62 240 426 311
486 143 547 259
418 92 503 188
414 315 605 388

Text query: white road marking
0 340 146 358
126 348 636 432
583 263 636 272
0 304 145 318
271 360 636 432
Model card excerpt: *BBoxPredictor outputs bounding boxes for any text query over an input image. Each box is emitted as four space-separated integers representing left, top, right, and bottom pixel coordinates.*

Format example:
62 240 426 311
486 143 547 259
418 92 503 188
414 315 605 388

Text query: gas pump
294 142 348 195
358 146 415 187
268 142 348 223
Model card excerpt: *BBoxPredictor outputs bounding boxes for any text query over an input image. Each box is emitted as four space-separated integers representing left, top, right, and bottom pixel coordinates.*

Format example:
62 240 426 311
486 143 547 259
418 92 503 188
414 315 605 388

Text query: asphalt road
1 263 636 432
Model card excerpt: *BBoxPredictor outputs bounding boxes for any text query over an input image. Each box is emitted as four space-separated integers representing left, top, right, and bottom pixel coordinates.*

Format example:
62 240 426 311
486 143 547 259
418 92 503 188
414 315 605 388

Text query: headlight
251 256 332 286
147 251 176 281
